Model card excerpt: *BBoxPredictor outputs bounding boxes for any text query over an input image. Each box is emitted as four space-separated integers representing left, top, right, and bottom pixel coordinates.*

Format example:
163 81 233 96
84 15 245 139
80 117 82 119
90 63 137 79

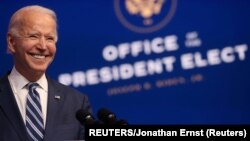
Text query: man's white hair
8 5 58 41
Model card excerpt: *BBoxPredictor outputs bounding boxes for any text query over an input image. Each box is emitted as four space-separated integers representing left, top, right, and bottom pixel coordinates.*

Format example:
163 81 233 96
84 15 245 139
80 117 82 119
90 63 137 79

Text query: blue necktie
26 82 45 141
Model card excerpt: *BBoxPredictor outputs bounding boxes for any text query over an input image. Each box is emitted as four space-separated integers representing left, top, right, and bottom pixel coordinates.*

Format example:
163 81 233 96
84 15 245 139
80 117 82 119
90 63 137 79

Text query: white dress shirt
8 67 48 127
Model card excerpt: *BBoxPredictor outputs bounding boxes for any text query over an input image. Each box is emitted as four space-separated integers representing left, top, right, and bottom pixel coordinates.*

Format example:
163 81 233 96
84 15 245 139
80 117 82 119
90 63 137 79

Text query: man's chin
31 67 47 74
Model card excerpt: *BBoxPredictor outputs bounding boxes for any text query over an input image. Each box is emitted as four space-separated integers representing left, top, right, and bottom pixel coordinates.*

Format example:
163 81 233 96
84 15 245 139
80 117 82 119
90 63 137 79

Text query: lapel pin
54 95 61 100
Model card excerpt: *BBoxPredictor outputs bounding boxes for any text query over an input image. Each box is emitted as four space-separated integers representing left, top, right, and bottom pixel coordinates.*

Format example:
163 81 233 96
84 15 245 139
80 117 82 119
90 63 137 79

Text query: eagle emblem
125 0 165 25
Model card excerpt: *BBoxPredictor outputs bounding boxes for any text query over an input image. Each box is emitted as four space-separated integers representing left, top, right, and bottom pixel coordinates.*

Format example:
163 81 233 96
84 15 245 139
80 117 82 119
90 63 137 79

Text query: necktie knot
28 83 39 97
28 82 39 90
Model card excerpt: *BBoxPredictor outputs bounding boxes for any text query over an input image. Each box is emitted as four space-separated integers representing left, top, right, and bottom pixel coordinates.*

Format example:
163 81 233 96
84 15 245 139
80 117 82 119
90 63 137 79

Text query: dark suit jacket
0 73 92 141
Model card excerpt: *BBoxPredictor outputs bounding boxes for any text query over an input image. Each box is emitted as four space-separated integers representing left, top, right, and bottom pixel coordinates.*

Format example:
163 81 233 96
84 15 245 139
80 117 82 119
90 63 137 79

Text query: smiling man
7 6 57 82
0 5 92 141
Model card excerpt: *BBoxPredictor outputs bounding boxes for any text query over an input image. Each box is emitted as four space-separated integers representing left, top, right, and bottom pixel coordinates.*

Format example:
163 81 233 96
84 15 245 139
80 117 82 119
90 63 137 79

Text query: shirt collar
8 66 48 93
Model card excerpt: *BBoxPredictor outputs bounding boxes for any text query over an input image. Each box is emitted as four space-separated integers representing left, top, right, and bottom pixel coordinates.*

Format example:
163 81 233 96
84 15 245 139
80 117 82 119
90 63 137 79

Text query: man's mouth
29 53 47 59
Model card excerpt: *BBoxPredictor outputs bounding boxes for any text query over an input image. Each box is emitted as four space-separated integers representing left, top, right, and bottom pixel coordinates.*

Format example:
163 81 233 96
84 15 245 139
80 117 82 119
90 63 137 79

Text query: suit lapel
0 75 29 141
43 78 65 141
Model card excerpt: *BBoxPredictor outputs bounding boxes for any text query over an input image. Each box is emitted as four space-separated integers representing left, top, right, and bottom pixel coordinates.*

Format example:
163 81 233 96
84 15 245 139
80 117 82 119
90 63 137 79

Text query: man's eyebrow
27 31 40 35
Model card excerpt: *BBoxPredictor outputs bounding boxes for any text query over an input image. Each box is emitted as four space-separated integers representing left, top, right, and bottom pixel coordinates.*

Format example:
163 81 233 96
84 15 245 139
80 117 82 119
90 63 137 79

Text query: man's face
8 11 57 77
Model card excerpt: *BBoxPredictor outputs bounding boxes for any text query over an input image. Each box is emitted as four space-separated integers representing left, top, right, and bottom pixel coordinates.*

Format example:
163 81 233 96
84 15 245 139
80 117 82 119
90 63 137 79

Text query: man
0 5 92 141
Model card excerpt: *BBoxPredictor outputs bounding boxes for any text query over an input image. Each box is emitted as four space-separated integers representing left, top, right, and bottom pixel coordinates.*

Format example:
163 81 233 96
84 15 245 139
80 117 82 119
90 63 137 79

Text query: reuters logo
114 0 177 33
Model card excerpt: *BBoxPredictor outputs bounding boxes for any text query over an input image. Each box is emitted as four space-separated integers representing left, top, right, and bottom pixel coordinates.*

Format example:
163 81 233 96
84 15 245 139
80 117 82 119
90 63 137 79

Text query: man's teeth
32 54 45 59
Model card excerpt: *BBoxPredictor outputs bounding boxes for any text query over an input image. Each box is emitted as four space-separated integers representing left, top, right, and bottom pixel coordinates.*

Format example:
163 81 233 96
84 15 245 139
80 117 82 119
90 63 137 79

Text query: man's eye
47 37 54 41
28 35 39 39
46 37 55 42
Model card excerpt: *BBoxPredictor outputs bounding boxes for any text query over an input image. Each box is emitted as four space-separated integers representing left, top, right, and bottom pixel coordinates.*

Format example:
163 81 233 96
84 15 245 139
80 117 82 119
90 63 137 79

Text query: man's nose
37 37 47 50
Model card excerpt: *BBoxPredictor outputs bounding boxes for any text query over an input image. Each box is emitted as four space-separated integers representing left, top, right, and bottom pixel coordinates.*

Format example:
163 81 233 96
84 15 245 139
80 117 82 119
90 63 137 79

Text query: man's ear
7 33 16 54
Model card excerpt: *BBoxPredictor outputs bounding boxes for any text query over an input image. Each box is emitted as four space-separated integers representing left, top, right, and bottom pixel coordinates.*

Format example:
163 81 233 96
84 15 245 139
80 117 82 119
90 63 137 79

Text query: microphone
76 109 97 125
97 108 117 124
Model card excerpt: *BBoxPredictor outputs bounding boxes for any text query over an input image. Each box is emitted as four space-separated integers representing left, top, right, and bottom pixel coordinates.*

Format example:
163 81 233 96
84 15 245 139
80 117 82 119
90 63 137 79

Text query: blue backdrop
1 0 250 124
